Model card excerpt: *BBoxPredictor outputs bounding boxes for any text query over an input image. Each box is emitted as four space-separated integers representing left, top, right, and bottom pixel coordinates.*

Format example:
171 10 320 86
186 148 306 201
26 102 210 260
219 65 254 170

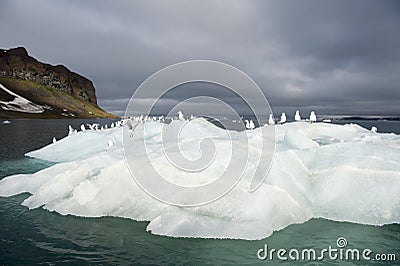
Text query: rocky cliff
0 47 117 119
0 47 97 103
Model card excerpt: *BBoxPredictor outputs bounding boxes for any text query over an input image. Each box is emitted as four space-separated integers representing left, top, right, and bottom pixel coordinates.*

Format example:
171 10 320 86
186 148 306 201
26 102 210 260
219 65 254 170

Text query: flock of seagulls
59 112 191 143
172 110 316 129
246 110 317 129
53 121 124 146
67 120 125 136
51 110 381 145
62 110 321 138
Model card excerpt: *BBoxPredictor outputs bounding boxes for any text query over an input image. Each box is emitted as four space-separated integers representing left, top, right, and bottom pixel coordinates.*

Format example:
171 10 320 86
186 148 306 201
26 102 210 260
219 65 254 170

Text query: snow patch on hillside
0 83 44 113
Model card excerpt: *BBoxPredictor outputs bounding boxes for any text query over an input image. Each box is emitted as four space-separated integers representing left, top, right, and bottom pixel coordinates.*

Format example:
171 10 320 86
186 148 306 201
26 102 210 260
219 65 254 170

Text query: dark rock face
0 47 97 104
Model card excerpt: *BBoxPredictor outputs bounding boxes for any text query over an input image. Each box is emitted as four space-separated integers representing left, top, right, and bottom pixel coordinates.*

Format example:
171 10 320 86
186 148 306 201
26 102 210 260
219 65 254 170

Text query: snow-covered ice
0 118 399 240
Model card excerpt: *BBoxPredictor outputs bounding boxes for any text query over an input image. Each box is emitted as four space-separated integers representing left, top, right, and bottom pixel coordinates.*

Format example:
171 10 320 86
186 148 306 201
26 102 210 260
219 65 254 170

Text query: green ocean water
0 119 399 265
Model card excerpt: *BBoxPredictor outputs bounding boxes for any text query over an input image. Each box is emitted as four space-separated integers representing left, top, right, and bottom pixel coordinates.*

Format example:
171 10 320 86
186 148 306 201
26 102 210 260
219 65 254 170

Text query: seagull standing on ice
268 114 275 125
295 110 301 122
108 138 114 147
245 120 255 130
126 119 133 129
371 126 378 133
177 111 184 120
249 120 255 130
126 119 133 137
279 112 287 124
87 124 95 130
126 119 138 137
52 137 57 143
80 124 86 131
309 111 317 123
68 125 74 136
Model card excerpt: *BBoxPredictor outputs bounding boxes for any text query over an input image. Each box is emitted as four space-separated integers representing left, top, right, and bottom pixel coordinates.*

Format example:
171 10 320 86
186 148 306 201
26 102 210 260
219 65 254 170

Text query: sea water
0 119 399 265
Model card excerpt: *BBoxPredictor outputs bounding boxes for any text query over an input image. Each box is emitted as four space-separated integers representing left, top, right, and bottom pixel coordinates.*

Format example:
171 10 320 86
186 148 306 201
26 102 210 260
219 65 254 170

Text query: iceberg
0 119 399 240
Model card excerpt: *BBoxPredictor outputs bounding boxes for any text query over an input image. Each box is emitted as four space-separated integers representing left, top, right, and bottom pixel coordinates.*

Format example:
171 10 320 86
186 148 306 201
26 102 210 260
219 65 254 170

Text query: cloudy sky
1 0 399 117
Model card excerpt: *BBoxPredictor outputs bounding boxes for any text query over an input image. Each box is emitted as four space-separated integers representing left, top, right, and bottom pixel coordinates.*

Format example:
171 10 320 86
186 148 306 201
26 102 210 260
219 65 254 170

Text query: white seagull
68 125 75 136
108 138 114 147
309 111 317 123
249 120 255 130
245 120 255 130
295 110 301 122
268 114 275 125
245 120 250 129
177 111 184 120
279 112 287 124
87 124 96 130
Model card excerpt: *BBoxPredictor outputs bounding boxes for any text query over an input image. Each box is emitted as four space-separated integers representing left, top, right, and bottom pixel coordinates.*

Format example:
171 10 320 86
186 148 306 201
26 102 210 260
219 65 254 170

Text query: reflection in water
1 194 399 264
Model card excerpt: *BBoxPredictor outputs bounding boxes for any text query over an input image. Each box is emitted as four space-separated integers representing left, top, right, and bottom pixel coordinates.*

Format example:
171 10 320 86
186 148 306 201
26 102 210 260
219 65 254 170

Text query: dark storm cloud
1 0 399 116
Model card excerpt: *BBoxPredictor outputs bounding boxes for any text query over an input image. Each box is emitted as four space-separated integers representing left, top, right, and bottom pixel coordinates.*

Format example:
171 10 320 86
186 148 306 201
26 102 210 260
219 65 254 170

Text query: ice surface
0 119 399 240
